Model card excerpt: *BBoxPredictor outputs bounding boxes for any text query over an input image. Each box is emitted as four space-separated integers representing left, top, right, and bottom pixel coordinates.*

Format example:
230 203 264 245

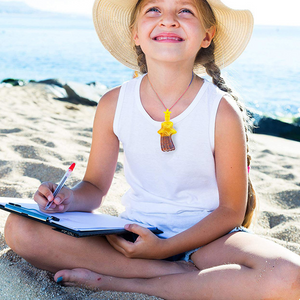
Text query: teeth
156 36 181 41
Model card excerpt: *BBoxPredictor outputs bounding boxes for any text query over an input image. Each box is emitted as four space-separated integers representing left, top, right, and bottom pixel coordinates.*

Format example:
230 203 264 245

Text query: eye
146 7 160 13
179 8 194 15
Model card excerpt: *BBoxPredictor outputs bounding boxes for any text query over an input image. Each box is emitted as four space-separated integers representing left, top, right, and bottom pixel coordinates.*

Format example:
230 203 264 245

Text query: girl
4 0 300 299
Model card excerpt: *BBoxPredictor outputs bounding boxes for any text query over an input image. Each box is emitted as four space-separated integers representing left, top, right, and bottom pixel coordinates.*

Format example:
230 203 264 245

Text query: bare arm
68 87 121 211
34 87 121 212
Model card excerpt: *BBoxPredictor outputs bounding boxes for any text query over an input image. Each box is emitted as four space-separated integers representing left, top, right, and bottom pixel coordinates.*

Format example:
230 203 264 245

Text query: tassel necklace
148 73 194 152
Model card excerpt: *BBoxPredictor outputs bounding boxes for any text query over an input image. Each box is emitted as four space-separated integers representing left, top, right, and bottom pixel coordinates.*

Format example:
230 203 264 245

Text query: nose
159 12 179 28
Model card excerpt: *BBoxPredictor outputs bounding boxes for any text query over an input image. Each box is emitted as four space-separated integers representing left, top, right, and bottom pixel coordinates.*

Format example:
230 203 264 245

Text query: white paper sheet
0 197 147 232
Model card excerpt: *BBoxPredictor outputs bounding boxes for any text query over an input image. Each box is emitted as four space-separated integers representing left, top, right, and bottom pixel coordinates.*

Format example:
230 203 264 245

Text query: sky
2 0 300 26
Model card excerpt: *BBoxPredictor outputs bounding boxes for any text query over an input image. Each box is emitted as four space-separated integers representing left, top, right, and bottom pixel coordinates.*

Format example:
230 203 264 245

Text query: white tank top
113 75 225 238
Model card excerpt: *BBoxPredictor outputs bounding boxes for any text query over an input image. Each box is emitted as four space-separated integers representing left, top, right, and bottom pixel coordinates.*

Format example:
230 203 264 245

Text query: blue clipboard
0 199 163 238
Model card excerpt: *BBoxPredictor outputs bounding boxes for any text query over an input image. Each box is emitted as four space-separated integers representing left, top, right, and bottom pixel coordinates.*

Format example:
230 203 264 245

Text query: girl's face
133 0 215 67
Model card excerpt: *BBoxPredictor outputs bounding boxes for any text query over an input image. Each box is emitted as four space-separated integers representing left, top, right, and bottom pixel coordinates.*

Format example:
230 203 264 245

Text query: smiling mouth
154 36 184 41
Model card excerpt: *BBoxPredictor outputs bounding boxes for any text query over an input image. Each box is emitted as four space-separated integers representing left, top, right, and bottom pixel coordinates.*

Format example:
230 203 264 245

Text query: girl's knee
280 259 300 296
4 213 38 255
4 213 20 249
263 257 300 298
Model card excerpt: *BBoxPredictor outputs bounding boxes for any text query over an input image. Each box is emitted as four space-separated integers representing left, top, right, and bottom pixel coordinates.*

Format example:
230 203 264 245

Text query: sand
0 82 300 299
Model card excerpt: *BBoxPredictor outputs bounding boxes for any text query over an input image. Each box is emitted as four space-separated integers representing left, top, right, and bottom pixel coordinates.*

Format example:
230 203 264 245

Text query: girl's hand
106 224 165 260
34 182 73 213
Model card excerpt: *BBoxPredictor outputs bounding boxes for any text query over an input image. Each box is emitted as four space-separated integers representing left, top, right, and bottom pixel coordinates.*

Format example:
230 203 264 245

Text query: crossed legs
4 213 194 278
53 233 300 299
5 213 300 299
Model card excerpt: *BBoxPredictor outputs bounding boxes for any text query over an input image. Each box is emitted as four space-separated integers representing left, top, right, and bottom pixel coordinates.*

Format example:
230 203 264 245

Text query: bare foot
54 262 198 291
54 268 113 290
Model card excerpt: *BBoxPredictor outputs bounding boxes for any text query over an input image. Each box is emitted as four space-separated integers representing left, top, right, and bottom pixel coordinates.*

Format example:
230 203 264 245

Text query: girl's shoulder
218 95 243 123
215 95 245 145
93 86 121 126
204 80 242 121
98 76 140 108
96 86 121 112
204 80 243 122
100 86 121 105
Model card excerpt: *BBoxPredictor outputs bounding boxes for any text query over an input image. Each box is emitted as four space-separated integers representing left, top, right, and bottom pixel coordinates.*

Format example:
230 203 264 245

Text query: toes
54 270 68 283
54 268 103 289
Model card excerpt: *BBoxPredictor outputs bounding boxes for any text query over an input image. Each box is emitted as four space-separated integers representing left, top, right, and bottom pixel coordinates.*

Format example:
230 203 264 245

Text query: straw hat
93 0 253 75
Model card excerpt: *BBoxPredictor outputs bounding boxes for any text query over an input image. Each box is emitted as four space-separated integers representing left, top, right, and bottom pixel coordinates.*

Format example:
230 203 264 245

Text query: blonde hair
130 0 256 228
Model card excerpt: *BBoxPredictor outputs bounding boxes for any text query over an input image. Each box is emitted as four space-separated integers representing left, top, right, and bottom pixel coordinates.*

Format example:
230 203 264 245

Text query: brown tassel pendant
160 136 175 152
158 109 177 152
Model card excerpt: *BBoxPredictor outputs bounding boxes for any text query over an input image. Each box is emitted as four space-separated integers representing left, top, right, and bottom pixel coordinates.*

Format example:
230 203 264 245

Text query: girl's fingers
124 224 150 237
54 192 67 205
106 235 128 255
34 190 50 207
57 203 65 211
36 182 56 199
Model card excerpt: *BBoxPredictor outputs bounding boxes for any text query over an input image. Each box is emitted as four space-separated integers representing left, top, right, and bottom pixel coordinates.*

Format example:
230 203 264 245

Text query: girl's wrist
157 237 175 259
65 188 76 211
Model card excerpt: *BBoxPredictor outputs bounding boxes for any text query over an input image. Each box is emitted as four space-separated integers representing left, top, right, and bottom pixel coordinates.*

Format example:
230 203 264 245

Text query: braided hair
198 41 256 228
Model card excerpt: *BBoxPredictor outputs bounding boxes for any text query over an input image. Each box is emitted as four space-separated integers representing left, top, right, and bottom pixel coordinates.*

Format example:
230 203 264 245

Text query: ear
133 29 140 46
201 26 216 48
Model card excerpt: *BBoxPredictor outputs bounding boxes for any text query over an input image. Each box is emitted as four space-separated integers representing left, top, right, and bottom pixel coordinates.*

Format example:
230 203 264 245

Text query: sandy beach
1 82 300 299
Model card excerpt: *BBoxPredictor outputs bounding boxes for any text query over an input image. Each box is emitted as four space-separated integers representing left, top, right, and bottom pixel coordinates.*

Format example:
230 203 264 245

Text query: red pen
44 163 75 211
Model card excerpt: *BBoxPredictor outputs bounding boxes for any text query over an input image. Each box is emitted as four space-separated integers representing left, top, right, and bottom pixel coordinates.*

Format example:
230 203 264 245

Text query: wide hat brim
93 0 254 75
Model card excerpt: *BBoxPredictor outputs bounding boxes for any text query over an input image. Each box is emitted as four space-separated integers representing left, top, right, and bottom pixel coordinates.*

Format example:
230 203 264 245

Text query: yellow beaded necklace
148 73 194 152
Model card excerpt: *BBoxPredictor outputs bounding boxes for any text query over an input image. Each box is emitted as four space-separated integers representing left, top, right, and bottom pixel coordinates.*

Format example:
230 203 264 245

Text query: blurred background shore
1 1 300 120
0 1 300 299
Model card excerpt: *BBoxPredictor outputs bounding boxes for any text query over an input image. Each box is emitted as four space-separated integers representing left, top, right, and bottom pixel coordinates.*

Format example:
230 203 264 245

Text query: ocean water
0 12 300 118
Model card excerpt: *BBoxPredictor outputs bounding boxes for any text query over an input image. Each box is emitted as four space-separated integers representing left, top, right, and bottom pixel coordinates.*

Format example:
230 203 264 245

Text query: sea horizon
0 4 299 119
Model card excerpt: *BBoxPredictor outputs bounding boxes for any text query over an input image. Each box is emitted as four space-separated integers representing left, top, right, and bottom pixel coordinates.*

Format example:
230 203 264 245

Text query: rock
1 78 27 86
63 81 108 106
293 117 300 126
35 79 67 98
0 77 108 105
37 79 66 88
87 81 108 92
254 117 300 142
43 84 68 99
247 109 263 126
